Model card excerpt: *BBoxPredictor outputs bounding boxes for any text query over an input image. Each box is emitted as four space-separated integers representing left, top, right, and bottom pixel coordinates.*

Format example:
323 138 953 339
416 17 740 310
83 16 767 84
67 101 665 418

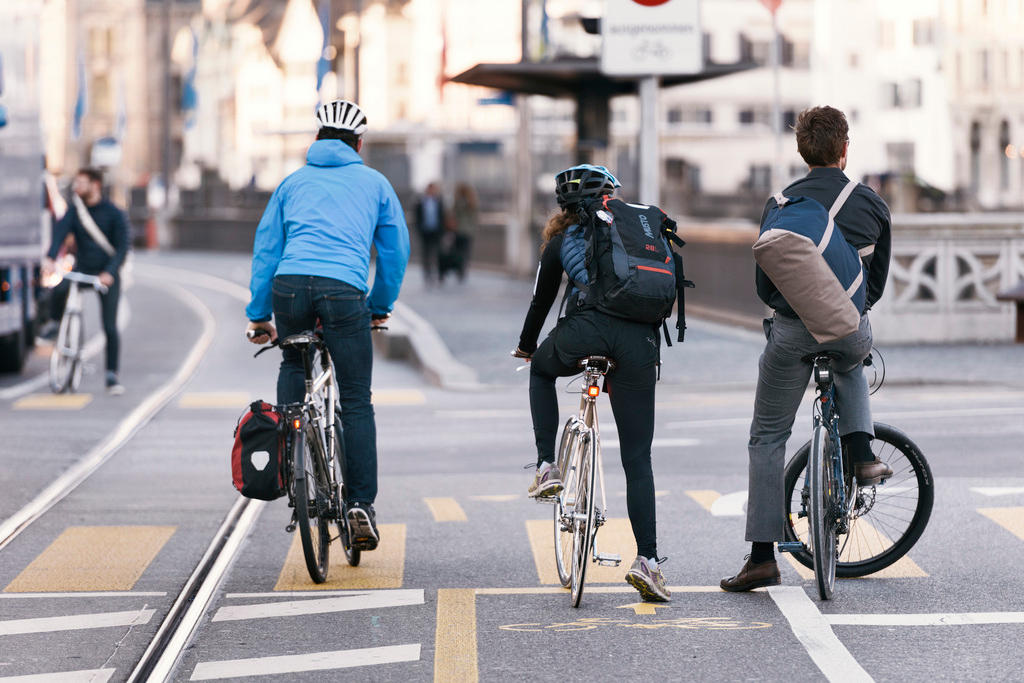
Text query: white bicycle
49 272 106 394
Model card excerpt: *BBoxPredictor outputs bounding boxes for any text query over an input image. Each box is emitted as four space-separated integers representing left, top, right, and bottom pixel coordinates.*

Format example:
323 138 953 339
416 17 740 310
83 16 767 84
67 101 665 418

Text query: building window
905 79 923 107
702 32 713 62
667 106 713 125
913 19 935 46
748 165 772 193
739 34 770 66
884 82 900 107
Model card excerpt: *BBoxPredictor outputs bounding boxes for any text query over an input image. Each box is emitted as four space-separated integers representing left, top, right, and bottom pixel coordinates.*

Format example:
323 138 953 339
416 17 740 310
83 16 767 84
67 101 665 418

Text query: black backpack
567 197 694 342
231 401 286 501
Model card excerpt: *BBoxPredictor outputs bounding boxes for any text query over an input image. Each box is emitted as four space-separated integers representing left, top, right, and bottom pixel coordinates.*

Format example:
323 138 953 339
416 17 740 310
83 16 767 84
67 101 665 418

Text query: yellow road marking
526 518 635 585
469 495 520 502
434 589 477 683
4 526 176 592
424 498 467 522
616 602 671 615
979 507 1024 541
372 389 426 406
787 516 926 579
178 392 250 409
685 490 720 512
274 524 406 590
12 393 92 410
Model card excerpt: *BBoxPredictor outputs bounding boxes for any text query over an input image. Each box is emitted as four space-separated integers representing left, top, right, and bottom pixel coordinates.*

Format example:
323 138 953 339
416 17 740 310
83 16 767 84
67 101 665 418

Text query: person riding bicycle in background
41 167 130 395
514 164 673 602
244 99 410 551
721 106 893 592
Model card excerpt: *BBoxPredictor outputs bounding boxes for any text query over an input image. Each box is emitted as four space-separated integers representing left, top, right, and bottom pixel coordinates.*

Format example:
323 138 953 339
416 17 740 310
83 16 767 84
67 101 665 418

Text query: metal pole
509 0 533 276
638 75 660 205
159 0 172 247
771 8 783 190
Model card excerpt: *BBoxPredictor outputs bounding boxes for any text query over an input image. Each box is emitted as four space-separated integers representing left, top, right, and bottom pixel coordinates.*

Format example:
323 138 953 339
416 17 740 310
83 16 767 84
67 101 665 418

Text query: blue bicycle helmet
554 164 621 209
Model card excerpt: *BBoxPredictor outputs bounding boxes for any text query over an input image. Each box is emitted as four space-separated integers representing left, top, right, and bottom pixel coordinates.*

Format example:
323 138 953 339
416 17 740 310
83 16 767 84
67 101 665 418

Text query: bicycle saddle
800 351 842 365
577 356 615 374
279 331 323 348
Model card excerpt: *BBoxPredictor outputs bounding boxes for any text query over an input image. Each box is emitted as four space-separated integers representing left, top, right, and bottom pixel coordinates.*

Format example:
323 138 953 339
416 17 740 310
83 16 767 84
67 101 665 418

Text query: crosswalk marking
372 389 426 406
973 487 1024 497
604 438 700 449
685 490 720 512
212 589 424 622
468 494 519 502
0 591 166 599
177 392 250 409
4 526 176 593
274 524 406 590
435 589 478 683
189 644 421 681
0 608 154 636
0 668 116 682
978 507 1024 541
12 394 92 410
424 498 467 522
786 517 926 579
526 518 635 585
826 612 1024 626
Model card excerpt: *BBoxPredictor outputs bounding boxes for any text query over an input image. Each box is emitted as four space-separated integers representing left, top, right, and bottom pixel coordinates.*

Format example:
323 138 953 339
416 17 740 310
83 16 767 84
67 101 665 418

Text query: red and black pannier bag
231 400 286 500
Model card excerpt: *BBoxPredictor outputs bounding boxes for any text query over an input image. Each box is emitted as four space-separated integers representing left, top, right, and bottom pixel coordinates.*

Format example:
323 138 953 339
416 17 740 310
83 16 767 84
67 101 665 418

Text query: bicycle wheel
808 423 837 600
785 422 934 577
292 428 331 583
553 419 580 588
334 422 360 567
49 312 82 394
570 430 597 608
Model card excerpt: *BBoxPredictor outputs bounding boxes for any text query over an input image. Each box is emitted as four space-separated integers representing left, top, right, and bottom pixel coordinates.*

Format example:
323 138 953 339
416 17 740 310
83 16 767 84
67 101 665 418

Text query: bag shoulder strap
828 180 859 219
72 194 116 257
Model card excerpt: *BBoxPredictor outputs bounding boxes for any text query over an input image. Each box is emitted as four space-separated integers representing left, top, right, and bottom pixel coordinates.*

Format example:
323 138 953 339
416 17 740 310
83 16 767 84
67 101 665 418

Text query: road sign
600 0 702 76
760 0 782 13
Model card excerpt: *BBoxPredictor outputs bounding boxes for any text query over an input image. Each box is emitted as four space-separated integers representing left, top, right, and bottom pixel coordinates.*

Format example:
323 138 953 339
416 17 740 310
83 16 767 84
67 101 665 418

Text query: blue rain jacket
246 140 410 321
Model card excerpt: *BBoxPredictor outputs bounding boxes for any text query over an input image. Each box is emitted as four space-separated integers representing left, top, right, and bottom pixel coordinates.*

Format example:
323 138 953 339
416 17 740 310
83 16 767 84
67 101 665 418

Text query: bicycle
778 352 934 600
253 328 359 582
543 356 622 608
49 271 107 394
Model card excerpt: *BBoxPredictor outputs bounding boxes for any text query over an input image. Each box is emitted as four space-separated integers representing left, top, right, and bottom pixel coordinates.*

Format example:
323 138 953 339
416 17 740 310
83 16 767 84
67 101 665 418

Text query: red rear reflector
293 418 302 430
587 385 600 397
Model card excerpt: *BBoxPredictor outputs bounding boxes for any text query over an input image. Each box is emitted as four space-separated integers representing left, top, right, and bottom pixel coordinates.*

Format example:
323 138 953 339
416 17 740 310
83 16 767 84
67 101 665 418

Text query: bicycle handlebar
60 271 108 294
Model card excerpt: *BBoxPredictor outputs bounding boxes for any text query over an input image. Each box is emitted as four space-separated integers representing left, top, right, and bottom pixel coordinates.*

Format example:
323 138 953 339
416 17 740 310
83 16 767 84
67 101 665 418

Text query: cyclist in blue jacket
245 100 410 550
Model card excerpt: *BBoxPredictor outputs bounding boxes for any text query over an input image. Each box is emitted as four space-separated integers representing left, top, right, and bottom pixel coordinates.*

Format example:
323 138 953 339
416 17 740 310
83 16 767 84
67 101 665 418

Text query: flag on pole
181 28 199 129
316 0 331 105
438 8 448 99
760 0 782 13
72 48 87 140
115 79 127 141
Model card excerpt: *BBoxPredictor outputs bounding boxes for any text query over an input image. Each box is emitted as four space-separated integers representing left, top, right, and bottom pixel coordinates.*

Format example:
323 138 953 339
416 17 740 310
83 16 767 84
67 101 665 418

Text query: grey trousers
745 313 874 542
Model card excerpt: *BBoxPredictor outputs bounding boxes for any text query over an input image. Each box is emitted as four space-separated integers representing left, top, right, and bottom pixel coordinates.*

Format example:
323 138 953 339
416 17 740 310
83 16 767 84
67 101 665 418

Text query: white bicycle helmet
315 99 368 135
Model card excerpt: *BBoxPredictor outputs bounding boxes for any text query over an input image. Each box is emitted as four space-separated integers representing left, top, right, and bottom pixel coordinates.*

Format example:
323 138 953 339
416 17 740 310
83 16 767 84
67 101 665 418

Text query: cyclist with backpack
245 99 410 551
721 106 893 592
514 164 689 603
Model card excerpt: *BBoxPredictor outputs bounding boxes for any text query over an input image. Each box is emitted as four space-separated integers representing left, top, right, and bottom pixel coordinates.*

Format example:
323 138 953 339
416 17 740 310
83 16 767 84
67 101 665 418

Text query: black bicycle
778 353 934 599
254 329 359 582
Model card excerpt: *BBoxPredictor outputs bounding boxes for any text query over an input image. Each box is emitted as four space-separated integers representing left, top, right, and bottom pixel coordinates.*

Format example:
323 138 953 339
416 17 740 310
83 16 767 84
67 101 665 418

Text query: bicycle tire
335 423 360 567
785 422 933 577
292 428 330 583
808 423 837 600
570 429 597 608
553 419 580 588
49 312 80 394
69 318 84 393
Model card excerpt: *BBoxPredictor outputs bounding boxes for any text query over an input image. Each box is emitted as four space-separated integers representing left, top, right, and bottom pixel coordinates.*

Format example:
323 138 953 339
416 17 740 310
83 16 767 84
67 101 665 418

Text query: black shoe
346 502 379 551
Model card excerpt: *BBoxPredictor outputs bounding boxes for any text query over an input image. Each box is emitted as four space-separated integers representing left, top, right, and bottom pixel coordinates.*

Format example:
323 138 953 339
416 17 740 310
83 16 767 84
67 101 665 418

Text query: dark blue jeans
272 275 377 504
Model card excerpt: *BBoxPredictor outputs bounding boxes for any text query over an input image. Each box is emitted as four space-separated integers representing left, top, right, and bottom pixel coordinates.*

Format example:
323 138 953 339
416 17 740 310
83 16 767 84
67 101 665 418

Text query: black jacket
518 232 567 353
757 167 891 317
414 195 447 235
48 198 130 275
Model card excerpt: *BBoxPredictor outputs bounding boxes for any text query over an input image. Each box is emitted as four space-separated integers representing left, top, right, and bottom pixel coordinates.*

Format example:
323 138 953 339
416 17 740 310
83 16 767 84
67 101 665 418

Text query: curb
373 301 484 391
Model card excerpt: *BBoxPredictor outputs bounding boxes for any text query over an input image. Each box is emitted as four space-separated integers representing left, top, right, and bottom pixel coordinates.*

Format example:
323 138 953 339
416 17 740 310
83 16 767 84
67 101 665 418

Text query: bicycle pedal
533 497 559 506
595 552 621 567
777 541 805 553
285 523 296 533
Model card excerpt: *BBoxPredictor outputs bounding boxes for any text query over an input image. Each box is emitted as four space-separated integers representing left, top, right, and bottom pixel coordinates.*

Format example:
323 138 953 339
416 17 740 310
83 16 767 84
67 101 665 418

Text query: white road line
875 406 1024 420
826 612 1024 626
0 280 215 550
0 669 115 682
0 608 154 636
665 417 751 429
189 644 421 681
212 589 425 622
971 486 1024 497
0 592 166 599
435 409 530 419
711 491 748 517
767 586 872 683
604 438 700 449
224 590 384 599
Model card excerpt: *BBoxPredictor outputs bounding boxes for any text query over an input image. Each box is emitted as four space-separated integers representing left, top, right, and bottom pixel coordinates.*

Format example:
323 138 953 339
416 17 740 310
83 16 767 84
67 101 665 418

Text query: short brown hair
77 167 104 186
793 106 849 167
316 127 361 150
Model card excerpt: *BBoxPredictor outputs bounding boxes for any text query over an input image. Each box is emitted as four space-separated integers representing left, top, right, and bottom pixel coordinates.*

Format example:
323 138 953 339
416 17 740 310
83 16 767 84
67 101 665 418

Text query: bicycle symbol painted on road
499 616 772 632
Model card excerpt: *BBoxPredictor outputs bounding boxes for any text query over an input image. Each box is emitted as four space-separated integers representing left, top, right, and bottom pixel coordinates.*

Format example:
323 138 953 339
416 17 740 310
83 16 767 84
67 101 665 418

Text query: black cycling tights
528 312 659 559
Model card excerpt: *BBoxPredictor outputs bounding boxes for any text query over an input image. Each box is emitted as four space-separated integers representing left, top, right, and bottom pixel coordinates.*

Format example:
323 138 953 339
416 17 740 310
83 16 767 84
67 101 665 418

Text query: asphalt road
1 252 1023 682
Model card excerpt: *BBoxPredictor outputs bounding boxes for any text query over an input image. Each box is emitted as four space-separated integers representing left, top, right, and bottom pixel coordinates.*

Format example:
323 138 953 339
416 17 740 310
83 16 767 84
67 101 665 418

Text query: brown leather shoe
720 557 781 592
855 458 893 486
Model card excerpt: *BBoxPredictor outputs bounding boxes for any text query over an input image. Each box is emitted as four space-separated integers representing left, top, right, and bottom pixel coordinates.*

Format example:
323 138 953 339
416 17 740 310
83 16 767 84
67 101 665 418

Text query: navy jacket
48 198 130 275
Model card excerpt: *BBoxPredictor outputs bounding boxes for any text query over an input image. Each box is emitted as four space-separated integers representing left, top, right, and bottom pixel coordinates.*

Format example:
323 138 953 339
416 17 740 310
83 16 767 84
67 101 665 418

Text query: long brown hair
541 209 575 252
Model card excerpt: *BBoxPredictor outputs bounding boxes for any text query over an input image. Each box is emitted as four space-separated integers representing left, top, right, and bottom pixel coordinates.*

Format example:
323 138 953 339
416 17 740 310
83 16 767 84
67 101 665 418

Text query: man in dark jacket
43 168 130 394
721 106 893 592
414 182 446 285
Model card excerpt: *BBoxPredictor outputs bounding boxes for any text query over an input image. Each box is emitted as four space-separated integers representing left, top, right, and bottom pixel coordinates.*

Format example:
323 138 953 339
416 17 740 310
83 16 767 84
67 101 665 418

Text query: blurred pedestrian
446 182 479 282
414 182 446 285
41 167 130 395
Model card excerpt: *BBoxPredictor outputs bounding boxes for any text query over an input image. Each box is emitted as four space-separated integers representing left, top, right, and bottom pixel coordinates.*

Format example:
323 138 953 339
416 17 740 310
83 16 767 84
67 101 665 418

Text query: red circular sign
632 0 672 5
